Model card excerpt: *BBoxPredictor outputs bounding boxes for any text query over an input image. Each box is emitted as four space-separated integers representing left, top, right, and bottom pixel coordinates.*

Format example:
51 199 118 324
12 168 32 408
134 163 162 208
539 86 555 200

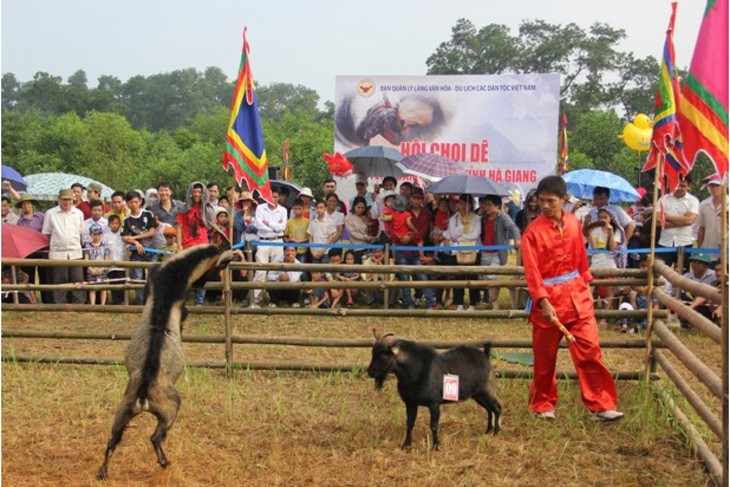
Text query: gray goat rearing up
367 331 502 450
97 245 235 481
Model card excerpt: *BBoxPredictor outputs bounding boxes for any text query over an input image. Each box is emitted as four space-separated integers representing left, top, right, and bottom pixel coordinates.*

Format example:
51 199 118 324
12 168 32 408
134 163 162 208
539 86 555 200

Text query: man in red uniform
521 176 623 422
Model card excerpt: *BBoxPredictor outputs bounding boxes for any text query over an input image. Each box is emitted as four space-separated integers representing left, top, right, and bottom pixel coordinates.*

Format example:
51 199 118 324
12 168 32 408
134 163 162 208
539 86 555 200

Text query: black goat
96 245 235 480
367 330 501 450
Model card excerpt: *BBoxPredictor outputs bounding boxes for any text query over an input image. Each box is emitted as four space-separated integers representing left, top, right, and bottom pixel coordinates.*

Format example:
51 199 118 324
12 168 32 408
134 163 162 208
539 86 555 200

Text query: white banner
334 74 561 191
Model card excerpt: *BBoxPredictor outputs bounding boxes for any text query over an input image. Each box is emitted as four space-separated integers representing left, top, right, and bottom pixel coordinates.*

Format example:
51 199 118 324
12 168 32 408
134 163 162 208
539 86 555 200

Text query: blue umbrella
427 174 508 196
562 169 640 203
2 165 27 192
343 146 404 178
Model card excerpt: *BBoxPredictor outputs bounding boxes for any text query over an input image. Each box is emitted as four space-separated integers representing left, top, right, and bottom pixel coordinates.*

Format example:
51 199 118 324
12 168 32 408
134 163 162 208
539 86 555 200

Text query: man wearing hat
15 194 44 232
350 174 374 209
76 182 110 220
42 188 87 304
677 253 718 324
697 174 725 257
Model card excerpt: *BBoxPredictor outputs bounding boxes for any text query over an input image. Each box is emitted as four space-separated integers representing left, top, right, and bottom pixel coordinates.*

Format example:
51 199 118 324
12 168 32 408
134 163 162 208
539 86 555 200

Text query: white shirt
697 196 724 250
83 217 109 244
103 229 126 271
42 205 85 259
307 216 336 244
442 211 481 254
254 203 288 239
267 257 302 282
658 192 700 246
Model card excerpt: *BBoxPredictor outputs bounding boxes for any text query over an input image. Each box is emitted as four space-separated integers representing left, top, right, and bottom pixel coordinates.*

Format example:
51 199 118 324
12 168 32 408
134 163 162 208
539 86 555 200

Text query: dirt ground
1 310 718 486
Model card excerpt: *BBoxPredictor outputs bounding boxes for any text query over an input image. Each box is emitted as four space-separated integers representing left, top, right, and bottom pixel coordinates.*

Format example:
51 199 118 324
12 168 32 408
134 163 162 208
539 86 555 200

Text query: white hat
618 302 634 311
299 187 314 198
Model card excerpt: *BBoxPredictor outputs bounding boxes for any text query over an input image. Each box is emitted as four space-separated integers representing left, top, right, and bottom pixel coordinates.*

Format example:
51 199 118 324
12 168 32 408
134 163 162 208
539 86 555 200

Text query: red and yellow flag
677 0 728 178
222 28 272 201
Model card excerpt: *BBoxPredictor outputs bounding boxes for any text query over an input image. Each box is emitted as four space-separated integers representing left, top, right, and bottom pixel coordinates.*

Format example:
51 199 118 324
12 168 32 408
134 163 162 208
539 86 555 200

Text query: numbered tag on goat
443 374 459 401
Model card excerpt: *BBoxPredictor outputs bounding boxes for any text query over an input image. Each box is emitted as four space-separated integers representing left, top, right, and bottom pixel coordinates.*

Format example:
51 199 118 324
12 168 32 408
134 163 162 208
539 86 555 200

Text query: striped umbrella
24 173 116 201
395 153 466 182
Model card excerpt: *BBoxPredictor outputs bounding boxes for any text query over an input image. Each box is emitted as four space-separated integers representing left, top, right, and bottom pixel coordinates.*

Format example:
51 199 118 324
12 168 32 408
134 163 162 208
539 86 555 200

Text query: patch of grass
1 311 717 486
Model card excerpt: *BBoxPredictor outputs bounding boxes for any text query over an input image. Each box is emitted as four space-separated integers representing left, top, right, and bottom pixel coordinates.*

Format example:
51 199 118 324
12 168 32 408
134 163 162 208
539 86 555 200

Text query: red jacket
521 211 594 326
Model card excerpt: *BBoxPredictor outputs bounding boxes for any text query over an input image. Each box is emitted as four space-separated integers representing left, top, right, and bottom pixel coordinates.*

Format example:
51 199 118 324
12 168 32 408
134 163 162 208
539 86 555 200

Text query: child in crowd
209 208 231 249
386 195 417 244
307 271 332 309
326 249 344 308
307 199 335 264
158 226 178 261
377 192 398 243
84 223 110 305
361 247 395 307
103 215 126 305
588 207 618 327
285 198 310 263
335 251 361 306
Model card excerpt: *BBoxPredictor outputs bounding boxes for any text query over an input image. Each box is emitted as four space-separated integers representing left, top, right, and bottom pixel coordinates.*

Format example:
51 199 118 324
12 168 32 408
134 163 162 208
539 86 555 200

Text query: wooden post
383 243 391 309
673 246 685 299
644 163 662 380
721 182 728 486
10 265 19 304
223 258 233 377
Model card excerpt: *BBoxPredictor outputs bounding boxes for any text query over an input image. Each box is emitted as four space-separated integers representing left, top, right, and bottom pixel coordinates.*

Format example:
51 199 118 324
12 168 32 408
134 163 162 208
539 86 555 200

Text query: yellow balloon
620 122 652 152
632 113 653 130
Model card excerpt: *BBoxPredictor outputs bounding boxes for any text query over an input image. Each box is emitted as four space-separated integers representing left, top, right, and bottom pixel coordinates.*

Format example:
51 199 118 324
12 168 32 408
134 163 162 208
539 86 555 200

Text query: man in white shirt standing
658 175 700 273
253 188 288 307
697 175 724 261
42 188 86 304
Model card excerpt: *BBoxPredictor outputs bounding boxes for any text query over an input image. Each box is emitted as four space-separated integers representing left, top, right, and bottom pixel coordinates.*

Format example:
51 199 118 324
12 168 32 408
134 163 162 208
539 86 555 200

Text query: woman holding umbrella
442 194 481 310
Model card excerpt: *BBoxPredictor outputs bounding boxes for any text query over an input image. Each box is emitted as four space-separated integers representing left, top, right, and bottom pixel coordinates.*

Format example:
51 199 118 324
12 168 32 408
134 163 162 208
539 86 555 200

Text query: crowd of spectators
1 172 726 324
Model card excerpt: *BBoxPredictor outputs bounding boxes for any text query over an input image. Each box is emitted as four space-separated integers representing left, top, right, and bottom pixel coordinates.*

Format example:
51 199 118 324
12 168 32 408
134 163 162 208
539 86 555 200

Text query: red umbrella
2 225 50 258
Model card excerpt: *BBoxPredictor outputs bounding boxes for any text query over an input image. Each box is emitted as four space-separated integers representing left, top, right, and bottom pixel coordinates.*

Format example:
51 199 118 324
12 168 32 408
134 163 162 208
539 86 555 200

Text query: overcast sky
1 0 708 104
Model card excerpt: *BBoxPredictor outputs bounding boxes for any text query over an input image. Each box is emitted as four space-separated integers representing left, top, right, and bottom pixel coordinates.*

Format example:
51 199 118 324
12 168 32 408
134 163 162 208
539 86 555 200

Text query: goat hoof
96 469 108 481
432 444 440 451
159 459 170 469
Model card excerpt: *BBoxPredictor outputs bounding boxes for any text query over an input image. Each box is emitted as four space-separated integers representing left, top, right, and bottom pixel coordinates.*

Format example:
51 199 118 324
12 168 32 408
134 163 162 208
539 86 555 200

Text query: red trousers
529 315 618 413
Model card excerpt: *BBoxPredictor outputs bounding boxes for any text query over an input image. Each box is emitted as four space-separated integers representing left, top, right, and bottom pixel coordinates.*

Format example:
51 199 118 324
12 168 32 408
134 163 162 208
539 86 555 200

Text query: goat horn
372 328 379 340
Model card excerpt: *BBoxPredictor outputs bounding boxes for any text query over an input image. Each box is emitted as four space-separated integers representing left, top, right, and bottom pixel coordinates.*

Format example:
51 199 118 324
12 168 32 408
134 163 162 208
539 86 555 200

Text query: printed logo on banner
357 79 376 98
443 374 459 401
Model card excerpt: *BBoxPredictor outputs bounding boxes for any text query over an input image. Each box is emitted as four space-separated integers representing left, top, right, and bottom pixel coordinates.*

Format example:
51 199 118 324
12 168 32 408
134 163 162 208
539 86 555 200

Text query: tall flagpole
643 162 663 380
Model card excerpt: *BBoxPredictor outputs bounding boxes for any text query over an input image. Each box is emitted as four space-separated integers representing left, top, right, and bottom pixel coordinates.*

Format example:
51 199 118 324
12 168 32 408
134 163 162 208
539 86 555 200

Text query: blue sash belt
525 270 580 315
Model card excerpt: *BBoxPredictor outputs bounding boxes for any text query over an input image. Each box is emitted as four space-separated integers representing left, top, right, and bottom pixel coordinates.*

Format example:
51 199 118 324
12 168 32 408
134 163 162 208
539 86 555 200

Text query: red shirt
521 211 594 325
76 200 110 220
482 217 496 246
391 210 411 239
176 205 209 249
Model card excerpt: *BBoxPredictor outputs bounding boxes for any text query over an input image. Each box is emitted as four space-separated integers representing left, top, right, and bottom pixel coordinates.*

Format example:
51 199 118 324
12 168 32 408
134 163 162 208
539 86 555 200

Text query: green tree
2 73 20 110
256 82 321 123
426 18 638 113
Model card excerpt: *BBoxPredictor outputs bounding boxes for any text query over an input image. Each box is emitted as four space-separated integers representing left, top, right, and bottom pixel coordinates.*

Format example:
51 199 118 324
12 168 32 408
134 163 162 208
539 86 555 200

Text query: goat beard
373 373 388 391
